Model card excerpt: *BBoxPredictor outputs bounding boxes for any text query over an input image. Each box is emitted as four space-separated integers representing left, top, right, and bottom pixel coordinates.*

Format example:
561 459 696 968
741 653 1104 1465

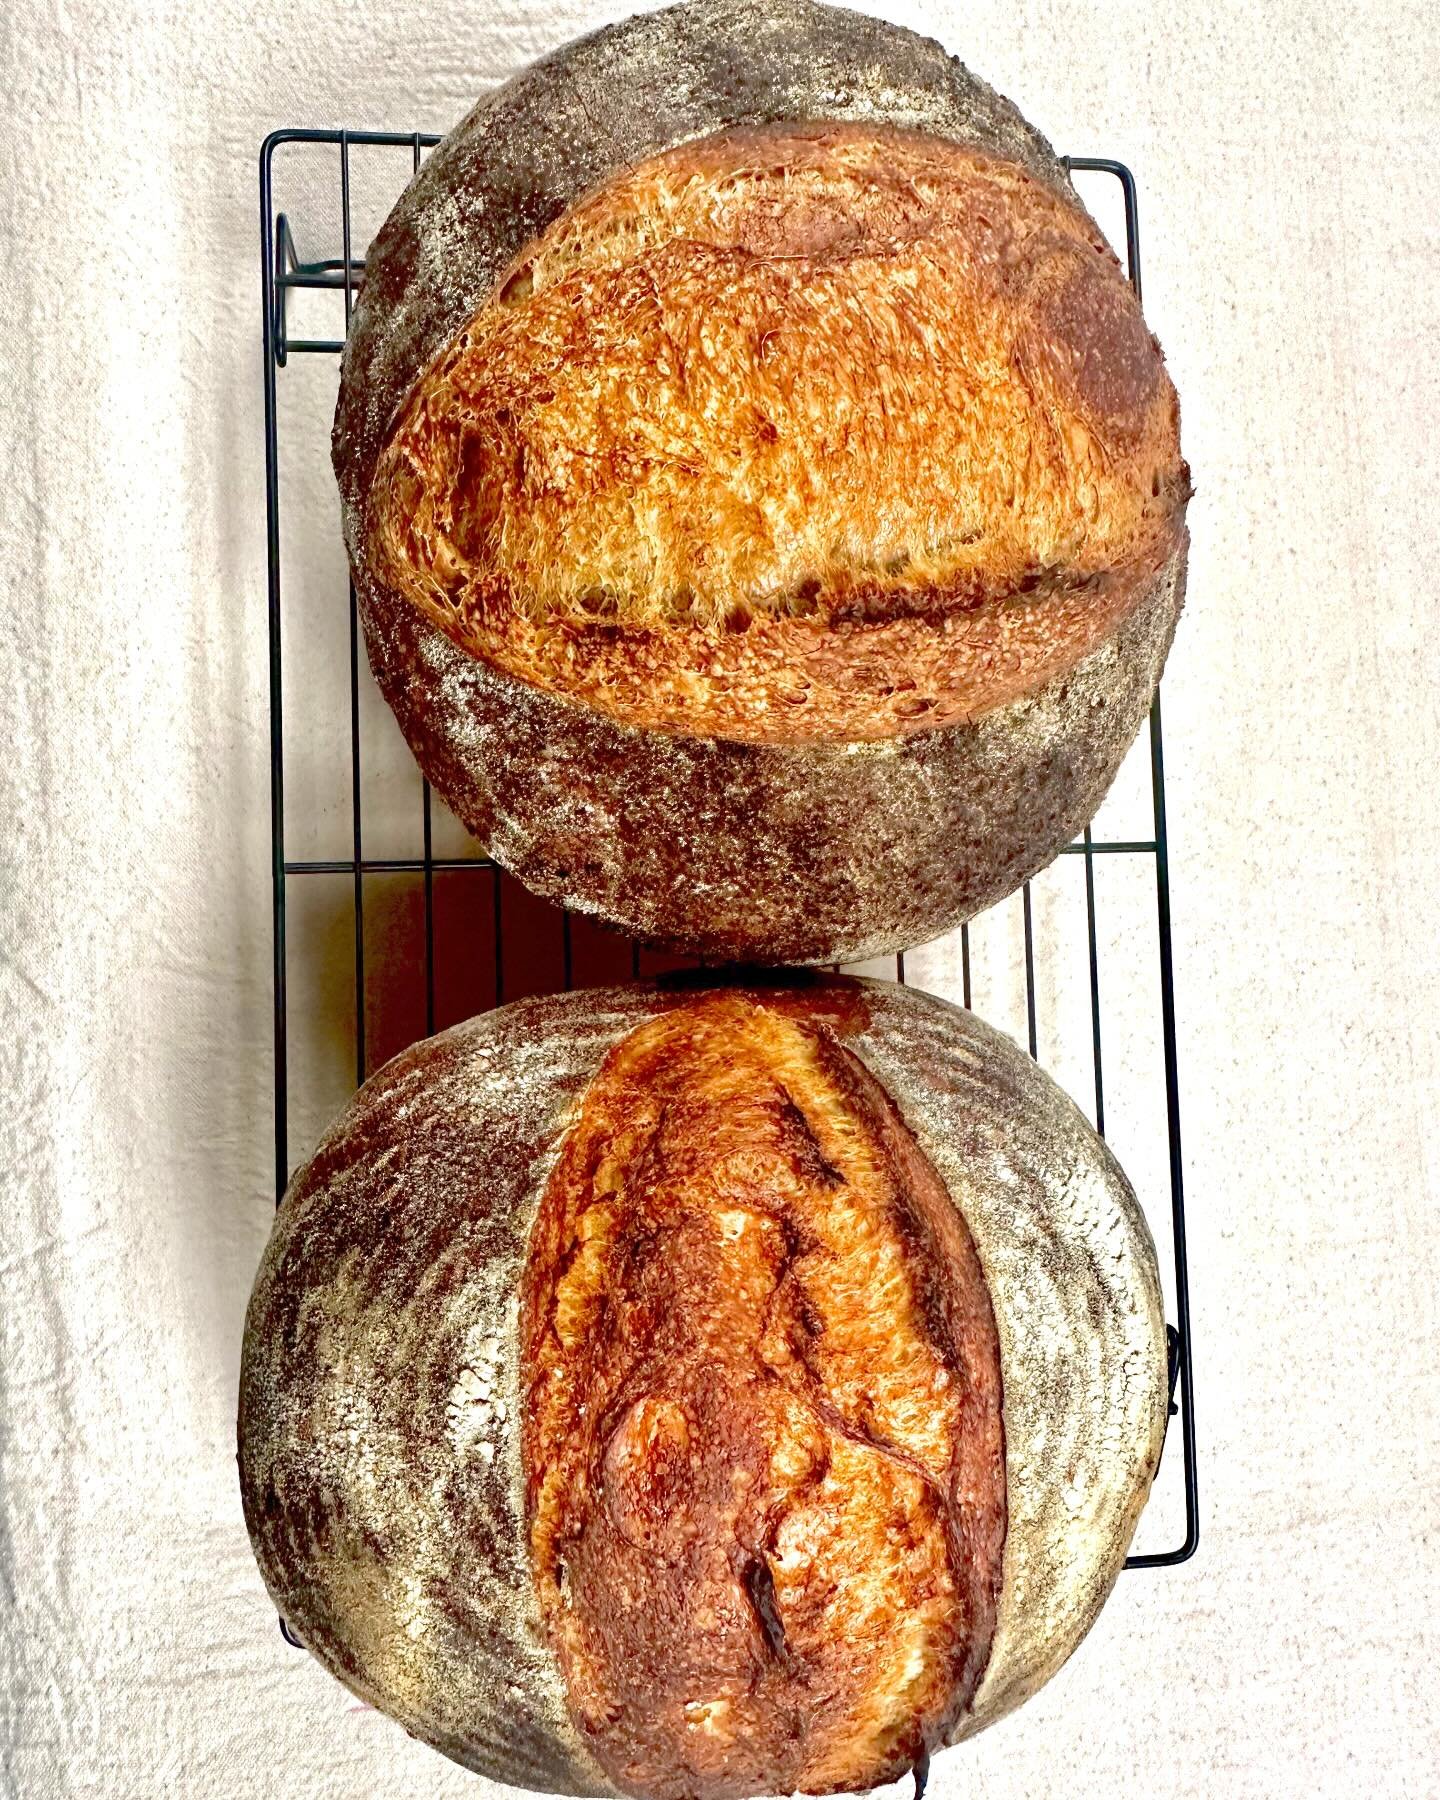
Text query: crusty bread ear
239 979 1168 1797
333 0 1187 963
368 124 1185 742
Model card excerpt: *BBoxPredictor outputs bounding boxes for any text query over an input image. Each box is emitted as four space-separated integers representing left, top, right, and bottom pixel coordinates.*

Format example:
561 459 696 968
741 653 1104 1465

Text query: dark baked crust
520 992 1004 1797
332 0 1187 962
238 978 1168 1794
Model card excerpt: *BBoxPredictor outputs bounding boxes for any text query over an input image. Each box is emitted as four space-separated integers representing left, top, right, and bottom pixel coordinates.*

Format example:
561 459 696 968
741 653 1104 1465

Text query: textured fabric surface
1 1 1437 1795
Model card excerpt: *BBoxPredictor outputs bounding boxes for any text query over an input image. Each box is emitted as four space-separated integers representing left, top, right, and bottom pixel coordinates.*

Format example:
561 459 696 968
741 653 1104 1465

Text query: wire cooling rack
260 129 1197 1570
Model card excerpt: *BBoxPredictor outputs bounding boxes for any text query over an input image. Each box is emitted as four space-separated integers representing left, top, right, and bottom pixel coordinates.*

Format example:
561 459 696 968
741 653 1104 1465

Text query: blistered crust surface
334 0 1073 536
520 992 1004 1798
368 124 1185 743
847 983 1169 1733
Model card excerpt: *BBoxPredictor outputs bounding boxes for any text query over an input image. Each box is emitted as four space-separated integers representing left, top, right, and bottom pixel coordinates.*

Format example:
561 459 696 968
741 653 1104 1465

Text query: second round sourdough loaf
239 977 1169 1796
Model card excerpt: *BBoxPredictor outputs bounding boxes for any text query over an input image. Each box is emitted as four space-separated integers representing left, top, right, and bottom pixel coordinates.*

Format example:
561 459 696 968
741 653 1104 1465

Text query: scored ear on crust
521 993 1006 1798
365 123 1185 743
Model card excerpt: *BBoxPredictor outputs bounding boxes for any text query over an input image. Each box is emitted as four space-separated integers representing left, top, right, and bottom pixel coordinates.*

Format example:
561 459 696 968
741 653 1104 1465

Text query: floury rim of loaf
332 0 1191 966
239 978 1169 1798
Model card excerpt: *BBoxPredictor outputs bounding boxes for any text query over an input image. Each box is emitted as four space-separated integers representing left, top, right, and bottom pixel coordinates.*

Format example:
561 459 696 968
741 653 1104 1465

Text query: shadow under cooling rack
259 128 1197 1571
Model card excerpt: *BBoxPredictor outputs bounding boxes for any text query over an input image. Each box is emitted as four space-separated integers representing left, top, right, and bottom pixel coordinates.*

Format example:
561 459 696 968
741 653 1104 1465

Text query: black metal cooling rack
260 129 1197 1570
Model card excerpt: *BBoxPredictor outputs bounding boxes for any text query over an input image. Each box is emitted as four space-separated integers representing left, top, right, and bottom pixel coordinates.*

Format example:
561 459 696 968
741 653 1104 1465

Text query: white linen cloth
1 0 1437 1793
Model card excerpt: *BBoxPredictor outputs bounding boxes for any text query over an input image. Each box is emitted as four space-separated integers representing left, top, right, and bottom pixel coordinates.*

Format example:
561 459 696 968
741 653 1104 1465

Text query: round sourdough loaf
332 0 1190 965
239 978 1168 1797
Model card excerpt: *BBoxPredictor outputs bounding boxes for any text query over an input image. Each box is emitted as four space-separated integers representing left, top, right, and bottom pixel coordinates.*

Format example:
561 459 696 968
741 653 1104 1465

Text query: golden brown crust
520 992 1004 1798
368 124 1185 743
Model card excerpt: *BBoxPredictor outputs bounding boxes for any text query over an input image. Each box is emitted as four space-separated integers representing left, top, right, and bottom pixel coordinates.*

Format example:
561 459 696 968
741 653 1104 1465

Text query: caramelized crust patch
521 993 1005 1799
370 123 1186 742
